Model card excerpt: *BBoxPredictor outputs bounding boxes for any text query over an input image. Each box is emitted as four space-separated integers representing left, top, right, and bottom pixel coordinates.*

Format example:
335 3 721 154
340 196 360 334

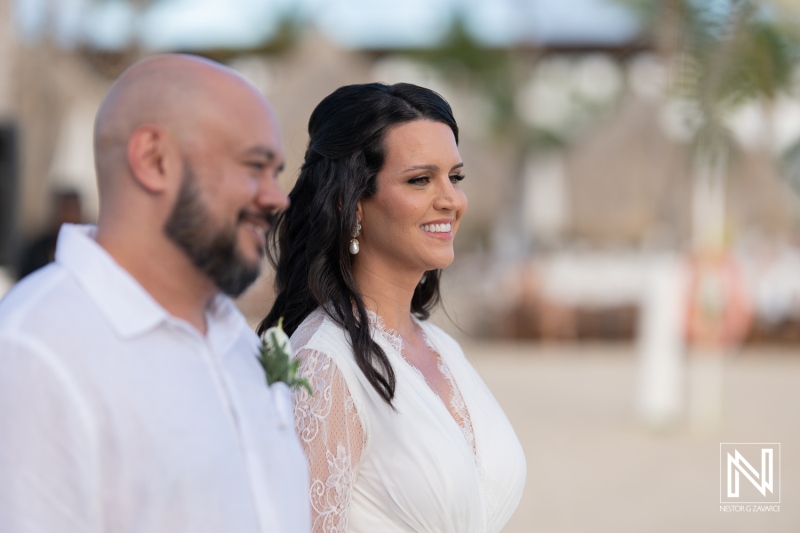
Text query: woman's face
356 119 467 277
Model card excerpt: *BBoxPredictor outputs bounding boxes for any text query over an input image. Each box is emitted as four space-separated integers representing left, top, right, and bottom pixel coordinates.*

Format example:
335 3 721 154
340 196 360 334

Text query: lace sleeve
293 347 366 533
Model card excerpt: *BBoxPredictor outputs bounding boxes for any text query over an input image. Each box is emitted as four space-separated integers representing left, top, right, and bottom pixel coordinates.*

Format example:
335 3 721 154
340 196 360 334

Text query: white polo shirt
0 224 310 533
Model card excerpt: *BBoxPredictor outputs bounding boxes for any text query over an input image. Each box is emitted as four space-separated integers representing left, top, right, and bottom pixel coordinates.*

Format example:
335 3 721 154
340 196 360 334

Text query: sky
12 0 641 51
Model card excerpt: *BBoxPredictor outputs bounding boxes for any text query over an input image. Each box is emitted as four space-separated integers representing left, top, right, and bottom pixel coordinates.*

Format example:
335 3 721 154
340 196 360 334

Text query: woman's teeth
421 223 451 233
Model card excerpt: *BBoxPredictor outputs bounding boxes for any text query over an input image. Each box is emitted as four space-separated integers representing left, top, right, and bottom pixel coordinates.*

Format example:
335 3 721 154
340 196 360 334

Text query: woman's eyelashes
406 174 465 186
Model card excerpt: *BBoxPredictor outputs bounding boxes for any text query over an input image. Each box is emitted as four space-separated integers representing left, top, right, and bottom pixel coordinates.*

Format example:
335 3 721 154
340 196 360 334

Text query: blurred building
4 0 800 343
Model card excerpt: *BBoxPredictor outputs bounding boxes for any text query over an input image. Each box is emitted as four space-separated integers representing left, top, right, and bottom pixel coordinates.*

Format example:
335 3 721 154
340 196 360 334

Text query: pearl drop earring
349 220 361 255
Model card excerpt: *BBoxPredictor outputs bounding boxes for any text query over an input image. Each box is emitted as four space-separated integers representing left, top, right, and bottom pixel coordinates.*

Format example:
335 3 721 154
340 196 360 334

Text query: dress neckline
365 309 477 457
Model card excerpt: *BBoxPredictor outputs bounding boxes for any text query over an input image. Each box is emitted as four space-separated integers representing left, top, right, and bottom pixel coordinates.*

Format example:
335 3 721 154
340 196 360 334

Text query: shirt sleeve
292 347 365 533
0 336 100 533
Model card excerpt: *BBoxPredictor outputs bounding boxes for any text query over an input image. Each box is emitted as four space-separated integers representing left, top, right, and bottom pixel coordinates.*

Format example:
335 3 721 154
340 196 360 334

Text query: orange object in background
685 251 752 350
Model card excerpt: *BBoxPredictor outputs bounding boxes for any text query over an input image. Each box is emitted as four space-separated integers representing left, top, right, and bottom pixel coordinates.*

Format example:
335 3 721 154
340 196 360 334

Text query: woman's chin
425 253 455 271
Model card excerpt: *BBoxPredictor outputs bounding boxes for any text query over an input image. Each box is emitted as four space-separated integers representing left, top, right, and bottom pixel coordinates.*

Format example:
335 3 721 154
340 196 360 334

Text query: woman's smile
420 220 454 239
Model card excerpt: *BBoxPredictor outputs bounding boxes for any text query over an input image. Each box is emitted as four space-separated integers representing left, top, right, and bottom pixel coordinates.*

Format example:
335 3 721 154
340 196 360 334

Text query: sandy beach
466 342 799 533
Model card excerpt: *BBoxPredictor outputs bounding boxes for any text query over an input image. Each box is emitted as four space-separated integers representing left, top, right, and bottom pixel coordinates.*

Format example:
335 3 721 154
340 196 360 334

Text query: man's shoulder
0 263 90 337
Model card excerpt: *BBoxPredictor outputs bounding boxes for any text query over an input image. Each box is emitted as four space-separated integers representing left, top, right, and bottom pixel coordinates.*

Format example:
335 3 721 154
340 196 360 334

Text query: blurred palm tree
617 0 800 248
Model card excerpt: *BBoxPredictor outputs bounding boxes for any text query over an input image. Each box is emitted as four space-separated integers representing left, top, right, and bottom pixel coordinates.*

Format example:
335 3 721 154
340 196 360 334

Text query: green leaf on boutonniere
257 317 313 395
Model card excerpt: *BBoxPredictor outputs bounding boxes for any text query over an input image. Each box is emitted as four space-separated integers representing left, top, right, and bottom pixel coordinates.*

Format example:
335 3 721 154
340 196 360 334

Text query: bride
259 82 526 532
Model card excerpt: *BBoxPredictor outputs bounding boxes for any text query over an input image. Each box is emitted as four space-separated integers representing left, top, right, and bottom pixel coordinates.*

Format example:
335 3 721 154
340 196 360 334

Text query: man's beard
164 165 262 298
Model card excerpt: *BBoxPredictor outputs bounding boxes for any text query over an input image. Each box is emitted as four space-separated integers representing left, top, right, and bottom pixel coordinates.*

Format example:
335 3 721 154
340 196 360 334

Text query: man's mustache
239 210 280 231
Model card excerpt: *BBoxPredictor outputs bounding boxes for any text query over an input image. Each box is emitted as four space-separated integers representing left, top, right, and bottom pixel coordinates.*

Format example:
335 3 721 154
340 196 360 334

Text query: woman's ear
127 125 178 194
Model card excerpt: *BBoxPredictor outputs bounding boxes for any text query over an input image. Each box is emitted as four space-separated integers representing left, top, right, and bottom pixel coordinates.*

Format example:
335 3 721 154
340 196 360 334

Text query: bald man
0 55 310 533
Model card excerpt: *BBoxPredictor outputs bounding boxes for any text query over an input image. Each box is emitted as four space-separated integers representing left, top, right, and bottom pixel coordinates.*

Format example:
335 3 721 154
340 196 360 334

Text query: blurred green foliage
618 0 800 158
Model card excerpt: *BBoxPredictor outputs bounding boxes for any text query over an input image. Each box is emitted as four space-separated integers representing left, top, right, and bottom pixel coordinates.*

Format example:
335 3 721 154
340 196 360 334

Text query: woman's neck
352 261 421 339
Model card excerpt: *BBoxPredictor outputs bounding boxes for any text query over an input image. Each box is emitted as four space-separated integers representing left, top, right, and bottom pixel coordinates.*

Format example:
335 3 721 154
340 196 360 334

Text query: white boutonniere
257 317 312 395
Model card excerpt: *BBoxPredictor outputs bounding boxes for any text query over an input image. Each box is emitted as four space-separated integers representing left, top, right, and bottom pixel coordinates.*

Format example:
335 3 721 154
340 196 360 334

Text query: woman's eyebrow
402 162 464 173
402 164 438 173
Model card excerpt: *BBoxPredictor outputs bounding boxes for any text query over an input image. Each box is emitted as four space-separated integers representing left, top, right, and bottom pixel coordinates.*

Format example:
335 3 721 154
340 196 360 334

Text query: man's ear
127 125 177 194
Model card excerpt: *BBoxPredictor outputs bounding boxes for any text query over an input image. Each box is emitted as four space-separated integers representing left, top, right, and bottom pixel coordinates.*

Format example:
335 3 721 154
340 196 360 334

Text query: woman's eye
450 174 466 183
408 176 430 185
248 162 266 172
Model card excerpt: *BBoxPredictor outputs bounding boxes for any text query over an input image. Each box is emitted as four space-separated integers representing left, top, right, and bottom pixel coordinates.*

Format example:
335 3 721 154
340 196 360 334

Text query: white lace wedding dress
291 307 526 533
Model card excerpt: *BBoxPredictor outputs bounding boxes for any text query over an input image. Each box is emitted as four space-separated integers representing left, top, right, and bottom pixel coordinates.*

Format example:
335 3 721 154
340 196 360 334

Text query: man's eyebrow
244 146 284 172
244 146 277 160
402 162 464 173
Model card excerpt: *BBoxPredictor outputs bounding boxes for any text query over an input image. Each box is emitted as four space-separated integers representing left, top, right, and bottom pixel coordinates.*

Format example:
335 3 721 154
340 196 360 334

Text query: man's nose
257 175 290 212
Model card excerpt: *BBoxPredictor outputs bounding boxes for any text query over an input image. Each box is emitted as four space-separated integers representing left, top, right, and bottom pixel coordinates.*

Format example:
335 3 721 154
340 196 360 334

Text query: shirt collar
205 292 256 355
55 224 249 344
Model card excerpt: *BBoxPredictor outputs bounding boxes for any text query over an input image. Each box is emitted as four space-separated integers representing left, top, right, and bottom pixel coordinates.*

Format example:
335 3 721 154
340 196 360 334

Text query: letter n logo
720 443 780 504
727 449 772 497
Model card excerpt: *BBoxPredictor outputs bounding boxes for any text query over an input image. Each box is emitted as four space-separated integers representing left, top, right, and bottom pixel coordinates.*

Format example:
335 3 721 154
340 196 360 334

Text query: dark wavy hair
257 82 459 405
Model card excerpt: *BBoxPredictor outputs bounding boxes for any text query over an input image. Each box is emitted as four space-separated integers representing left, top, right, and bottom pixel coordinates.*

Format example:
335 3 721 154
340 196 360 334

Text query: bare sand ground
464 342 799 533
